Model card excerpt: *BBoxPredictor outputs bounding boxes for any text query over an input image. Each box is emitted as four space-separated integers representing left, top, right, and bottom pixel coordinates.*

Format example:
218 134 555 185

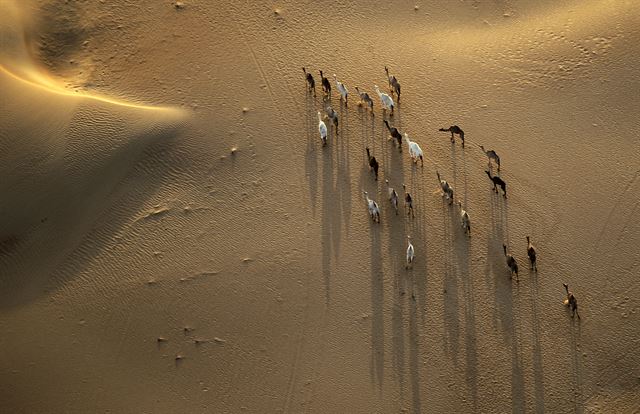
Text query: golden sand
1 0 638 412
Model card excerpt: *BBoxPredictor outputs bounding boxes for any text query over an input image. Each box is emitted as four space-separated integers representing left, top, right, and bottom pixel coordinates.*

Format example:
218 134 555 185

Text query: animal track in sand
592 170 640 294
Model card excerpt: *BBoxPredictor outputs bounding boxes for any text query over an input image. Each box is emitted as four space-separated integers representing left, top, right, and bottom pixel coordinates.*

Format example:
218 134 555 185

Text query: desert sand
1 0 639 412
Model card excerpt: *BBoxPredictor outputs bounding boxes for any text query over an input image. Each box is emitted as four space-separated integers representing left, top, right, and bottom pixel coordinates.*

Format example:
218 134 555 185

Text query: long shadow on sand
304 94 334 304
394 98 422 412
452 137 479 410
357 109 388 391
569 319 584 413
317 99 352 305
304 91 319 214
336 101 352 236
454 216 478 411
487 193 526 413
530 269 547 413
386 124 408 394
320 128 336 305
408 289 423 414
442 198 461 364
369 214 385 389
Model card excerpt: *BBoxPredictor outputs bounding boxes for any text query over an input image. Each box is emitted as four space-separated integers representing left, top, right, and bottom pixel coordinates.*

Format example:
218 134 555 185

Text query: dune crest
0 1 177 111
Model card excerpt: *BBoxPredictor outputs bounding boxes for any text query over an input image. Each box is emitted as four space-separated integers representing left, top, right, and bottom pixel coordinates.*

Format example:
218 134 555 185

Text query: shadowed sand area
1 0 639 412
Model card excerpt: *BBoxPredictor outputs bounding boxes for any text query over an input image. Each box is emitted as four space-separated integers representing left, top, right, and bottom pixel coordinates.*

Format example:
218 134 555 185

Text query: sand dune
1 0 638 412
0 1 187 308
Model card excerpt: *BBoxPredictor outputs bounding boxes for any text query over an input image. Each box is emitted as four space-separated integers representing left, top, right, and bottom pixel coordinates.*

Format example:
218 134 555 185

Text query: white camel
374 85 395 114
363 191 380 223
403 133 423 166
334 74 348 105
406 236 414 269
317 111 327 146
457 201 470 235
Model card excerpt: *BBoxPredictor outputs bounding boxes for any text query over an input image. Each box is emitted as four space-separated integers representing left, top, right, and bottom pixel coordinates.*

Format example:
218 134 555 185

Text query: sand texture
1 0 639 412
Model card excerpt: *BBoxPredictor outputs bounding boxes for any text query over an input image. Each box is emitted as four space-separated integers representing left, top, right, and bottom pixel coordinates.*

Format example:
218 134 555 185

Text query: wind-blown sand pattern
1 0 638 412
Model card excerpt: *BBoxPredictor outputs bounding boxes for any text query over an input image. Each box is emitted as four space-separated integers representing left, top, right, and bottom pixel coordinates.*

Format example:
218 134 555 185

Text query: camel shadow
409 288 423 414
320 127 336 305
386 125 408 393
486 189 525 412
570 318 585 413
304 90 319 215
458 231 478 411
368 210 384 389
531 270 547 413
336 101 352 239
442 197 460 363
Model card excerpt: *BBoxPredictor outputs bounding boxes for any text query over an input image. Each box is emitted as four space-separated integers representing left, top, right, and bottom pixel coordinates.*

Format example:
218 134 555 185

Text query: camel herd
303 66 581 319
